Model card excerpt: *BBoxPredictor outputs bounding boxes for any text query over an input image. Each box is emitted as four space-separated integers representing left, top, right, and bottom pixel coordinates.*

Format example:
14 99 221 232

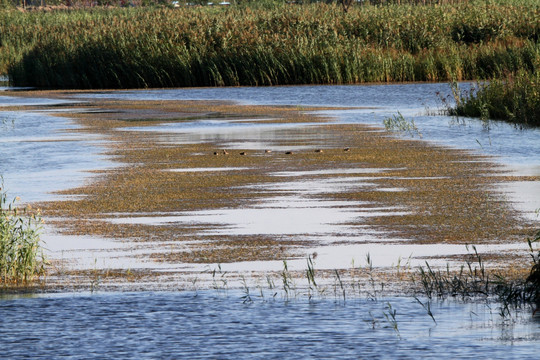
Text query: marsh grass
412 233 540 317
448 69 540 126
383 302 400 338
0 185 45 286
2 1 540 88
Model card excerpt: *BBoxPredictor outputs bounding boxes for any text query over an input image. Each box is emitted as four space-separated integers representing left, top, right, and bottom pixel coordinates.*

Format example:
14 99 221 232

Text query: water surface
80 83 540 174
0 110 108 202
0 291 538 359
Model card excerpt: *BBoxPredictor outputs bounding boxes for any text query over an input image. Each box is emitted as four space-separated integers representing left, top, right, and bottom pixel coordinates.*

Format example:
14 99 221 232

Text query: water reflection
78 83 540 175
0 110 109 202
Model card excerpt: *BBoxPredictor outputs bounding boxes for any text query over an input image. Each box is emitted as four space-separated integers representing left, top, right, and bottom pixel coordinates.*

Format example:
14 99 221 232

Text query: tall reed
449 68 540 126
0 185 45 285
1 2 539 88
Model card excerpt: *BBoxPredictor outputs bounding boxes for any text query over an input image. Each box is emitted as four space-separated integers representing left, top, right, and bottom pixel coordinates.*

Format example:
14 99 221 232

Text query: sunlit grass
0 184 45 286
448 68 540 126
1 1 539 88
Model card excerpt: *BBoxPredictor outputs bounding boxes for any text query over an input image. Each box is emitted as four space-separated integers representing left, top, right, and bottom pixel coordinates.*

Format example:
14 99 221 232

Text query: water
0 110 108 203
1 84 539 357
79 83 540 175
0 291 538 359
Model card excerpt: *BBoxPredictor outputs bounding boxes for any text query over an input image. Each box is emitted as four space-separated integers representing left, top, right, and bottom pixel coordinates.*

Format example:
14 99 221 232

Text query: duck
239 152 247 156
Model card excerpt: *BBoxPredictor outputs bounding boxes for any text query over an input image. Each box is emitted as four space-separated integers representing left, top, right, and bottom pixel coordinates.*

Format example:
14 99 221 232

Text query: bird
343 147 351 152
264 150 272 154
239 152 247 156
315 149 323 153
285 151 294 155
213 152 219 156
222 150 229 155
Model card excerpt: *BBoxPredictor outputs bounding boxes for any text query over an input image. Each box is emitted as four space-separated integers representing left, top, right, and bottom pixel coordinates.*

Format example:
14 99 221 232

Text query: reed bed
0 186 45 286
449 68 540 126
1 1 539 88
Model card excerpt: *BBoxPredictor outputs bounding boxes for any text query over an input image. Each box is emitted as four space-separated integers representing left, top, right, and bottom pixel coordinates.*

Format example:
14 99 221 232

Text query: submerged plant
282 260 296 300
0 184 45 286
240 276 253 304
306 255 318 300
383 112 422 138
414 297 437 325
210 264 229 294
334 269 346 302
383 302 400 338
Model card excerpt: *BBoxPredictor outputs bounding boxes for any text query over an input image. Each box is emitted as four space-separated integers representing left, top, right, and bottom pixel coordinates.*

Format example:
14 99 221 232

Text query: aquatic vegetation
525 230 540 306
411 234 540 318
0 185 45 286
413 245 491 300
383 112 422 138
383 302 400 338
19 93 529 293
449 69 540 126
1 1 540 88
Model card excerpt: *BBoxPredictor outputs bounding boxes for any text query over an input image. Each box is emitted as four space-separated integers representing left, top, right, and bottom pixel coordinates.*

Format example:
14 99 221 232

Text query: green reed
1 1 539 89
412 233 540 317
0 185 45 286
449 68 540 126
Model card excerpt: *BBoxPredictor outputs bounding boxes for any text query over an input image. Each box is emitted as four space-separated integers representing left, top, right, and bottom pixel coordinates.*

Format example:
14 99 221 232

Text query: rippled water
0 291 538 359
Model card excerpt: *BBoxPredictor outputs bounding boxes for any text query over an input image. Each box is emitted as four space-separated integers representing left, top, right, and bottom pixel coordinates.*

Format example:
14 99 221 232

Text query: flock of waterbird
212 148 350 156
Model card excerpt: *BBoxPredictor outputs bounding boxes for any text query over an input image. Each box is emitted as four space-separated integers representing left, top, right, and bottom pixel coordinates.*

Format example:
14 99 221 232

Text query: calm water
1 291 539 359
1 83 539 203
80 83 540 173
0 110 108 203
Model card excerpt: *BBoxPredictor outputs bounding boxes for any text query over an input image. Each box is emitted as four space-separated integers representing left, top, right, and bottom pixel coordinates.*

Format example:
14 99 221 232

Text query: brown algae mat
9 91 537 291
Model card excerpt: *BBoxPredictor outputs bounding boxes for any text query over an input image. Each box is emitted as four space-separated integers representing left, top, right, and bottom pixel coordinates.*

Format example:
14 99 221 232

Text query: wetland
1 82 539 357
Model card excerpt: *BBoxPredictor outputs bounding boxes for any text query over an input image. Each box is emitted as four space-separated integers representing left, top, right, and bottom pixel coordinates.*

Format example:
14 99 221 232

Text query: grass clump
525 230 540 306
383 111 422 138
449 69 540 126
0 185 45 286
